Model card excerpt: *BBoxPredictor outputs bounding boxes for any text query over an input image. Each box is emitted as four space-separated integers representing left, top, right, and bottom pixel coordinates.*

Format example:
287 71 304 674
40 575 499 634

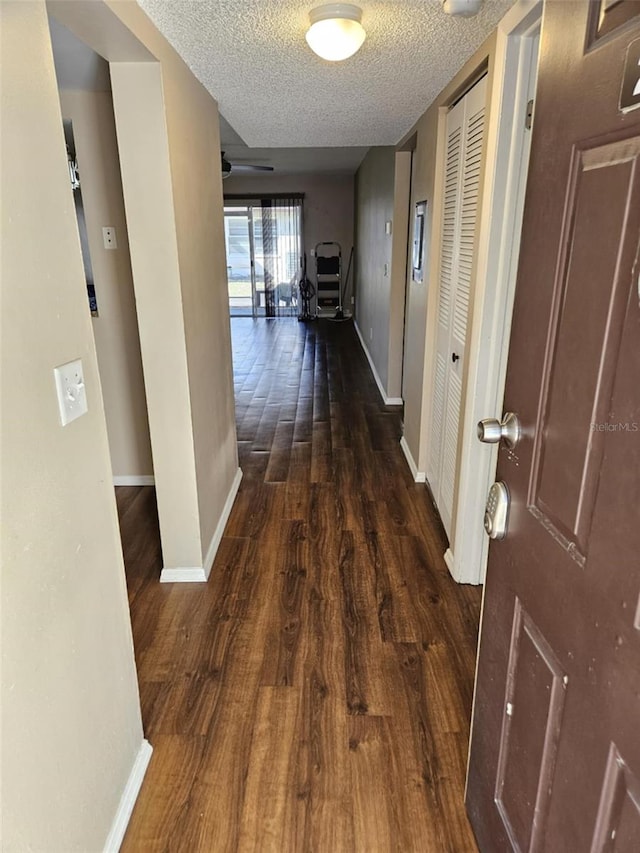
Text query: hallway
119 318 482 851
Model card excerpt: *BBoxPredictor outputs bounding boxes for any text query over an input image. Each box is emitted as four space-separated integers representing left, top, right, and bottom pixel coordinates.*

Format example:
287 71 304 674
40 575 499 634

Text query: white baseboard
444 546 483 586
159 566 208 583
202 466 243 579
400 436 426 483
353 320 403 406
103 739 152 853
444 547 457 579
159 467 243 584
113 475 155 487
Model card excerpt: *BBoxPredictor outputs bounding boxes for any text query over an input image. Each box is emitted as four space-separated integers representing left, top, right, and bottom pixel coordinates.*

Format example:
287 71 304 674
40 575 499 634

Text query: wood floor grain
119 318 481 852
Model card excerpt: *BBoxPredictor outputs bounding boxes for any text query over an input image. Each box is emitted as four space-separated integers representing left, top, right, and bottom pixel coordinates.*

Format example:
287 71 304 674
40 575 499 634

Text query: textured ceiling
136 0 513 148
219 115 369 174
223 145 370 175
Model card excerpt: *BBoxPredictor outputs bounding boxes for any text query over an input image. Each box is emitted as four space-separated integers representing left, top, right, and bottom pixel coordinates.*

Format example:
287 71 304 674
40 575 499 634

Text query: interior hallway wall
59 86 154 480
108 0 239 567
354 147 395 391
1 2 144 849
51 0 241 575
4 0 243 845
223 172 356 308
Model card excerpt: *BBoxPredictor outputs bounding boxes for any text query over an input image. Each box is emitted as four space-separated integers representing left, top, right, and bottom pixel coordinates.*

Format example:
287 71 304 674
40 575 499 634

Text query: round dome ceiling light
442 0 484 17
305 4 366 62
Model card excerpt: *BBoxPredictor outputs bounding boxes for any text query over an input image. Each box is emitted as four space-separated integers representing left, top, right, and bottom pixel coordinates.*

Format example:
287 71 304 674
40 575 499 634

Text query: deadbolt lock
484 481 510 539
477 412 521 449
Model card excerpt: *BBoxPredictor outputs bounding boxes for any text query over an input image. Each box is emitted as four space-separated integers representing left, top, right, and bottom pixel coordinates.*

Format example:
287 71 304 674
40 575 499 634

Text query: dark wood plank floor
119 318 482 852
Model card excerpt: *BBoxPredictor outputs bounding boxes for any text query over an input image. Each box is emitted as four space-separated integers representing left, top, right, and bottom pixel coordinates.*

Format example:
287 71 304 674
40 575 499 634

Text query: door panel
494 599 567 852
429 99 464 499
455 100 484 348
224 210 255 316
591 743 640 852
430 351 447 485
429 76 487 536
441 365 463 521
467 1 640 850
588 0 640 44
534 137 640 557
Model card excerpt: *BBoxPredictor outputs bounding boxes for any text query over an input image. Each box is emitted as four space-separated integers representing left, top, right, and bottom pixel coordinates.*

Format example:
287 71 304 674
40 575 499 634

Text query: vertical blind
260 197 303 317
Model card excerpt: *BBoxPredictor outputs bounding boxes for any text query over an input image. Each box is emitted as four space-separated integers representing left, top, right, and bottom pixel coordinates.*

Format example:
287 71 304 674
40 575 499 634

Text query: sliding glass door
224 207 257 316
224 198 302 318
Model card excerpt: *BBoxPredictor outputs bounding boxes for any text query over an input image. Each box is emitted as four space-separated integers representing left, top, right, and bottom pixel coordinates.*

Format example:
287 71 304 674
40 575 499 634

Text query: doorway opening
412 1 542 585
64 122 99 318
224 197 303 318
224 206 256 316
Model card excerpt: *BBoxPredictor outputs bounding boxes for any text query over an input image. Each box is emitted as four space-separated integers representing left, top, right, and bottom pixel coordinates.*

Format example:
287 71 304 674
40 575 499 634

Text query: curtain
260 197 303 318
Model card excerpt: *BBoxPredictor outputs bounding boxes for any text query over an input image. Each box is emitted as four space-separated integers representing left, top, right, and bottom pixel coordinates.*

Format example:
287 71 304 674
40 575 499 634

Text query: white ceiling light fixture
305 4 366 62
442 0 484 17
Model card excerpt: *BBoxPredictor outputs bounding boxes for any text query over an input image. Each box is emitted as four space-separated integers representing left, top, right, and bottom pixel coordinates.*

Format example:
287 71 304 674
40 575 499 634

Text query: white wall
59 87 154 480
1 2 144 849
224 172 356 306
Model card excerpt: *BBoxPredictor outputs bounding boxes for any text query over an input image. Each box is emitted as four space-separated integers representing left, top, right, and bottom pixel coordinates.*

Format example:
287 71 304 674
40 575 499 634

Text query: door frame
436 0 543 584
224 203 262 317
224 196 305 319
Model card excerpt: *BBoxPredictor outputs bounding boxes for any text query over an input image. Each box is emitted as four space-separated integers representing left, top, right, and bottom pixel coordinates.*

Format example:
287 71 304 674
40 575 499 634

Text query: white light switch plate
102 227 117 249
54 359 88 426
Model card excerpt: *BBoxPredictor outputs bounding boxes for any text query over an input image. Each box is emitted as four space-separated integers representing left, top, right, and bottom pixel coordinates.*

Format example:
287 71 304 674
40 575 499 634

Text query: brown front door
466 1 640 850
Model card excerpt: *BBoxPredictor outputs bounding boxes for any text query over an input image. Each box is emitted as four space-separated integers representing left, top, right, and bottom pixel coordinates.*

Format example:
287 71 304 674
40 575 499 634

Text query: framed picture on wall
412 200 427 283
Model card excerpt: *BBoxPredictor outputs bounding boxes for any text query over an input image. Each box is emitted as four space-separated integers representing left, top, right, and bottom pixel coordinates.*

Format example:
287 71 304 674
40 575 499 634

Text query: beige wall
110 60 204 570
59 87 154 479
153 40 238 556
3 0 242 846
353 147 411 400
388 152 412 399
224 172 356 307
107 0 239 566
1 2 144 850
400 35 496 474
401 107 438 467
353 147 396 390
51 0 240 574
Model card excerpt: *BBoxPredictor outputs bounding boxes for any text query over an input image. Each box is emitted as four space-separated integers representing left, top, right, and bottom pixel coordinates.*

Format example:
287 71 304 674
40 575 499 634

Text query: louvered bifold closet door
429 75 487 539
428 96 465 503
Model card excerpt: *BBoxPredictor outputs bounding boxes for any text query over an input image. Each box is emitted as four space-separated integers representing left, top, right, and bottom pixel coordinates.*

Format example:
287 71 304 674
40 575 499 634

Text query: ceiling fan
221 151 274 179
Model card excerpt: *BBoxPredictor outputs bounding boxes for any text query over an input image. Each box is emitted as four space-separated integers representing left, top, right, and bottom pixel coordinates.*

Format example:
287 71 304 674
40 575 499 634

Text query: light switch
54 359 88 426
102 227 117 249
385 220 393 235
